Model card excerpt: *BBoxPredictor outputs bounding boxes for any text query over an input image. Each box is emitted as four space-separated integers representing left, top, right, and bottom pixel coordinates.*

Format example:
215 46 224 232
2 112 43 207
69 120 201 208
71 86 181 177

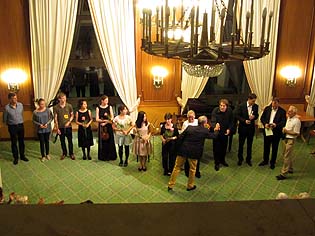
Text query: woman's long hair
135 111 147 128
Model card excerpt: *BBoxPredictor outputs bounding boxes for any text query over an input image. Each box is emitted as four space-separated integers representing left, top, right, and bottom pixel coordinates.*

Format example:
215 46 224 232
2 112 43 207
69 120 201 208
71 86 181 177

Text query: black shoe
187 185 197 191
214 165 220 171
119 161 123 166
288 170 294 174
167 187 173 192
270 164 275 169
123 161 128 167
195 172 201 178
138 167 142 171
142 167 147 172
87 156 92 160
221 162 229 167
83 156 87 160
237 160 243 166
276 175 287 180
246 160 252 167
20 157 29 162
13 159 18 165
258 161 268 166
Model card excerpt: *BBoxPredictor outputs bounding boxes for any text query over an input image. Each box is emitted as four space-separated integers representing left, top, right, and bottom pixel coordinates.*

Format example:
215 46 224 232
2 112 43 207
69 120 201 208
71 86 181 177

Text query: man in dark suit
259 97 287 169
168 116 219 192
211 99 234 171
235 93 259 166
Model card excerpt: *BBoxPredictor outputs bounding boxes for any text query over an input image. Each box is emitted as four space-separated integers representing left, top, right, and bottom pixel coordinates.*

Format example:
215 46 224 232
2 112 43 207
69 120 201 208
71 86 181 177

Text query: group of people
3 92 302 192
2 92 153 171
164 94 301 191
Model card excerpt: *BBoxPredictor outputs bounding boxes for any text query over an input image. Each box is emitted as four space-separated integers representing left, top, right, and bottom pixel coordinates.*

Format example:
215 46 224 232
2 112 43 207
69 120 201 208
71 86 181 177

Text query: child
133 111 153 171
75 99 94 160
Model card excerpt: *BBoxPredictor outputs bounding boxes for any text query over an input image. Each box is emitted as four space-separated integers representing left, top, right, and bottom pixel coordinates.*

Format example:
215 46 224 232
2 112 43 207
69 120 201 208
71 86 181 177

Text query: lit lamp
1 68 27 92
280 66 301 87
152 66 168 88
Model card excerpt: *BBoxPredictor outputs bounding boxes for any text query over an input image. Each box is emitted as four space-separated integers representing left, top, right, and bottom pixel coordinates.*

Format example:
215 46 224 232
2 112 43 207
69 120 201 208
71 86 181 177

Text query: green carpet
0 133 314 204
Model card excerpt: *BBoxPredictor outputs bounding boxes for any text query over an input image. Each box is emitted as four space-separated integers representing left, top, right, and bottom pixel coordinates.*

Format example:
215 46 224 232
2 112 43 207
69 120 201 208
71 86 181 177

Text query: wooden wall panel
140 52 181 102
134 0 182 121
0 0 33 109
275 0 315 103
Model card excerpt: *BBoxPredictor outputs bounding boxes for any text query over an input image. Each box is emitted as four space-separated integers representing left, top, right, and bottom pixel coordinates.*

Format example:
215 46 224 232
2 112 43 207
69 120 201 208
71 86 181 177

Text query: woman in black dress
160 113 178 176
96 95 117 161
75 99 94 160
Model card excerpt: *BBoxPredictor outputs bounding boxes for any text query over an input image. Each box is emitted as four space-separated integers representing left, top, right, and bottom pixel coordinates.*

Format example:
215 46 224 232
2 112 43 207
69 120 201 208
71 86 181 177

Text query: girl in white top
113 105 134 167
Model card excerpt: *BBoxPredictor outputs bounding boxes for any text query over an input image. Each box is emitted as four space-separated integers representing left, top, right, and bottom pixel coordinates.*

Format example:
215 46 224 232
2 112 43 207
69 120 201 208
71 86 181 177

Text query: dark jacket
260 105 287 137
235 101 259 135
211 107 234 136
177 125 218 160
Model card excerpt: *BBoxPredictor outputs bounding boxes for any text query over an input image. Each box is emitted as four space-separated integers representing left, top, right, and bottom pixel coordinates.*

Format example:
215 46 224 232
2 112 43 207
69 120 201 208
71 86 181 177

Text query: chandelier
139 0 273 77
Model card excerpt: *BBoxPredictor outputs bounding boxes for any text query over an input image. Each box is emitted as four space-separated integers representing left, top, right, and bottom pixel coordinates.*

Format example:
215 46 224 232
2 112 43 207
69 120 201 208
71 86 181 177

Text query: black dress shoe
276 174 287 180
195 172 201 178
138 167 142 171
221 162 229 167
20 157 29 162
237 160 243 166
187 185 197 191
270 164 275 169
258 161 268 166
214 165 220 171
246 160 252 166
119 161 123 166
13 159 18 165
167 187 173 191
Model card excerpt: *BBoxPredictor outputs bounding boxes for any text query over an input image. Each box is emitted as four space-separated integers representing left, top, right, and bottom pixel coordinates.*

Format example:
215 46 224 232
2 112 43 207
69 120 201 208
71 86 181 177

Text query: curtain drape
243 0 281 118
178 69 209 113
306 64 315 117
88 0 138 120
29 0 78 103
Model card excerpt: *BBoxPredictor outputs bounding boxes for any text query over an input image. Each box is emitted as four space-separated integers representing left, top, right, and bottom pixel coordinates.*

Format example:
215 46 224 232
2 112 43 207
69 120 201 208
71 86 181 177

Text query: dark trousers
59 127 73 156
76 85 86 97
238 133 254 162
213 134 228 165
263 134 281 165
8 124 25 160
162 141 176 173
38 132 50 157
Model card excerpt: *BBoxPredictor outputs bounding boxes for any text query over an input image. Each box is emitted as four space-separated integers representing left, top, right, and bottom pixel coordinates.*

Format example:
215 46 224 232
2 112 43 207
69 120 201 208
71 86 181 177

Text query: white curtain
177 69 209 113
88 0 138 120
243 0 281 117
306 64 315 117
29 0 78 103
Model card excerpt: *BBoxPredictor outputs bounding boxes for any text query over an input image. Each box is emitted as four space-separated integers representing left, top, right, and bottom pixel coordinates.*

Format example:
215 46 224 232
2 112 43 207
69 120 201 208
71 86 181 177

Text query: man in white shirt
276 106 301 180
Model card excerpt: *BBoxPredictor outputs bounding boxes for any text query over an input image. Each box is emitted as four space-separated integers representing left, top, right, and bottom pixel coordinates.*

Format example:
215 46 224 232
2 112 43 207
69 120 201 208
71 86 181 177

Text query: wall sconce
280 66 301 87
1 68 27 92
151 66 168 89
